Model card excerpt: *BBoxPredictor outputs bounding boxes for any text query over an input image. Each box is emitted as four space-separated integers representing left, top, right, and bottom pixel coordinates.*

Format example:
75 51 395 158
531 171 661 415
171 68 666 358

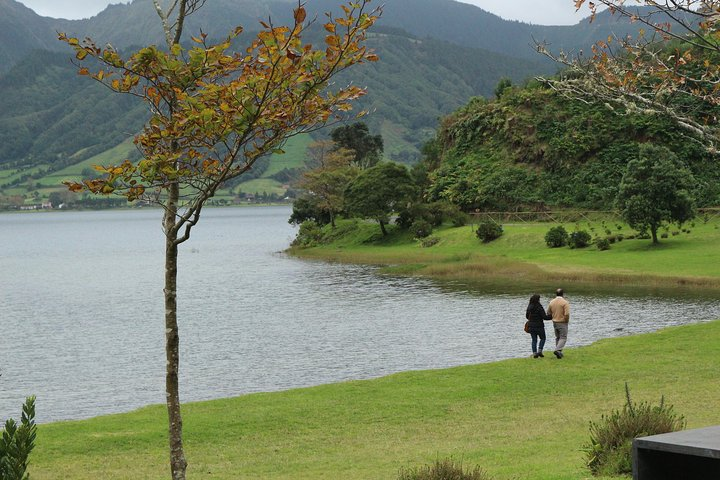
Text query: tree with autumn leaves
541 1 720 149
60 1 380 478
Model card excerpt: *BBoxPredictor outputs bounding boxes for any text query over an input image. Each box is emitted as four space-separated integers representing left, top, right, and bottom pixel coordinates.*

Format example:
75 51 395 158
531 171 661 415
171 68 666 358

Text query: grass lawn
29 319 720 479
290 218 720 290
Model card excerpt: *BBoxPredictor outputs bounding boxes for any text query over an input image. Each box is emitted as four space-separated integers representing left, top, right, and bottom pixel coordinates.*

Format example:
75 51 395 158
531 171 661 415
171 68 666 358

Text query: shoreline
288 245 720 293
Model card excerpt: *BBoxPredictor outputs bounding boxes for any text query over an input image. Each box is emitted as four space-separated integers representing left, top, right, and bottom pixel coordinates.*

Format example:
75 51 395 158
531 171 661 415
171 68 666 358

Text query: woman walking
525 294 551 358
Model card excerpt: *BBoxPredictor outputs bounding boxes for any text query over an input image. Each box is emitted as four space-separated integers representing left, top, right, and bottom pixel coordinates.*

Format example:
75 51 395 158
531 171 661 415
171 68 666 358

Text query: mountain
0 0 663 201
0 0 61 74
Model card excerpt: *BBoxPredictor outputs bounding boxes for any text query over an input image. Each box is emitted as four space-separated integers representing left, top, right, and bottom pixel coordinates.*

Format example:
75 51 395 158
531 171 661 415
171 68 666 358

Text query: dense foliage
420 84 720 212
345 162 417 236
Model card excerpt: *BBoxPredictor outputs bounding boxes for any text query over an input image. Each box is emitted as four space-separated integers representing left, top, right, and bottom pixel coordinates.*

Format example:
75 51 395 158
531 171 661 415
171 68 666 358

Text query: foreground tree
616 144 696 243
60 1 380 478
344 162 416 235
540 1 720 148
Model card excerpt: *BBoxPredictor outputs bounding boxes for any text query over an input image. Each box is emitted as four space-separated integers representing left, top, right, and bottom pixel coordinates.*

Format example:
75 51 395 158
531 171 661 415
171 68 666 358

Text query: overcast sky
16 0 596 25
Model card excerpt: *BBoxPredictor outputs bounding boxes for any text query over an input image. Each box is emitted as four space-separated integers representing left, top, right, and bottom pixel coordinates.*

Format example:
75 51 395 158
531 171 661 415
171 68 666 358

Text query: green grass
261 134 312 177
29 320 720 479
38 138 137 187
290 219 720 289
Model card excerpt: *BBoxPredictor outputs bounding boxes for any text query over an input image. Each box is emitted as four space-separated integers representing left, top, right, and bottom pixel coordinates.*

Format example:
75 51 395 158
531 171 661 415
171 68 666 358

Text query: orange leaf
294 6 306 24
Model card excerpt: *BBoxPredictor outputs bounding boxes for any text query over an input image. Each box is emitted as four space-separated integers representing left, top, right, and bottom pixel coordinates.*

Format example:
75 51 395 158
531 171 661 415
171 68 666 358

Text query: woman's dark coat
525 302 551 335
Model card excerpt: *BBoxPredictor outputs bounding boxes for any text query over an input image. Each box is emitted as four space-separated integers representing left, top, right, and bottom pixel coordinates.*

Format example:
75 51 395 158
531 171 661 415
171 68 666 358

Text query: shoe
532 353 539 358
538 351 544 358
553 350 562 359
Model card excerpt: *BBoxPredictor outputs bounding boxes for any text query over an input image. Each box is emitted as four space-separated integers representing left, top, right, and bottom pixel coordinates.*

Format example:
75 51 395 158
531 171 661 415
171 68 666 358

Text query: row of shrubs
396 385 685 479
473 221 693 251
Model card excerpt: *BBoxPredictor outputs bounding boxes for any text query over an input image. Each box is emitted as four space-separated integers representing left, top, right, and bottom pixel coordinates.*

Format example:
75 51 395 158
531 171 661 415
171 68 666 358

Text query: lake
1 206 719 423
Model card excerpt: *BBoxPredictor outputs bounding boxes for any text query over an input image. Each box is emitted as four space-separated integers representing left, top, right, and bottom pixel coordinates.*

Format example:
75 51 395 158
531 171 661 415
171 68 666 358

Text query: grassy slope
291 219 720 289
30 320 720 479
3 133 312 200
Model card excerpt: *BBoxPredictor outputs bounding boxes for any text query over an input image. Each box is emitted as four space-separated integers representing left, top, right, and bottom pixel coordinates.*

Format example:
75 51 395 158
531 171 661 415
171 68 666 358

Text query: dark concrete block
633 425 720 480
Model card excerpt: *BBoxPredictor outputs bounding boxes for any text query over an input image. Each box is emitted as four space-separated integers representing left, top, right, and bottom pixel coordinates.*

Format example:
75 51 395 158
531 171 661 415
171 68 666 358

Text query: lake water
1 206 719 423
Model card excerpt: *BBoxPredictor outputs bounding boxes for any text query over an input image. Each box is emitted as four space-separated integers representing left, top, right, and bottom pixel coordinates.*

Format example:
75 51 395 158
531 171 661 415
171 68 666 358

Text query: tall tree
344 161 416 235
540 1 720 149
60 1 380 478
297 147 358 227
330 121 384 168
616 144 696 243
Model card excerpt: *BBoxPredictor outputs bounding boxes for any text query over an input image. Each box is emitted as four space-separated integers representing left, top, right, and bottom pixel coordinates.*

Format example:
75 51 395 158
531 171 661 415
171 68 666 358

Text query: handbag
524 321 530 333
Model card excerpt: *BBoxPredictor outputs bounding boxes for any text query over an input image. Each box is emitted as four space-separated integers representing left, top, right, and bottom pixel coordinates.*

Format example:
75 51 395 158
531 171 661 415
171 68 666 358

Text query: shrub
447 208 469 227
291 220 324 247
607 235 617 244
569 230 592 248
398 458 493 480
544 225 569 248
476 221 503 243
420 236 440 248
661 232 669 239
596 238 611 251
584 384 685 477
1 396 37 480
410 219 433 239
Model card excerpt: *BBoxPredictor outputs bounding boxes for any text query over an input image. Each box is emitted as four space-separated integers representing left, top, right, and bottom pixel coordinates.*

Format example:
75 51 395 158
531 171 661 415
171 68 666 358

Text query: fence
468 208 720 225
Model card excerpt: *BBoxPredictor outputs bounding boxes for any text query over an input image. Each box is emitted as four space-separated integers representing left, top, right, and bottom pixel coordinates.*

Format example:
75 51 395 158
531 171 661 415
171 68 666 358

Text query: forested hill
422 84 720 211
2 0 664 75
0 0 667 196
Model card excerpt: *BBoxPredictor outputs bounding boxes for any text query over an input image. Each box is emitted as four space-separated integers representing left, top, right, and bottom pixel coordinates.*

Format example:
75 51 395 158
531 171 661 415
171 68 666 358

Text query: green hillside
422 84 720 211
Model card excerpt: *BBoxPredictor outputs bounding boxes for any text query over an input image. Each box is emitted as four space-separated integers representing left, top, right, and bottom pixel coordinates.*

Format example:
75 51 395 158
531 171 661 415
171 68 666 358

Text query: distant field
38 138 137 187
261 134 312 177
1 133 311 200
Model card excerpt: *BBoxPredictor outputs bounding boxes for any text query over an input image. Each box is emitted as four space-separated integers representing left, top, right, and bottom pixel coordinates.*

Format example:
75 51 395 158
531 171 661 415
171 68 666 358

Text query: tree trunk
651 225 659 244
379 219 388 236
164 183 187 480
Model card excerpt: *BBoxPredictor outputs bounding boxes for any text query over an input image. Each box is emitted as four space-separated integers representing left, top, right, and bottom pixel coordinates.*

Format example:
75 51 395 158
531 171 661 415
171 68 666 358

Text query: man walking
547 288 570 359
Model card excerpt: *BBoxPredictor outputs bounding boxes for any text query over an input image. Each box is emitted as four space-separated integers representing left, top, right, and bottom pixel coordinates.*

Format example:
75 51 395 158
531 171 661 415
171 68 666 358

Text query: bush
1 396 37 480
569 230 592 248
596 238 611 251
420 236 440 248
584 384 685 477
475 221 503 243
398 458 493 480
544 225 569 248
290 220 324 247
410 219 433 239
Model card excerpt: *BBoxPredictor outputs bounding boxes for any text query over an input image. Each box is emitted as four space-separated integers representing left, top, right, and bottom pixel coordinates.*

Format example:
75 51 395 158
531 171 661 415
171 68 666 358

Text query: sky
15 0 596 25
